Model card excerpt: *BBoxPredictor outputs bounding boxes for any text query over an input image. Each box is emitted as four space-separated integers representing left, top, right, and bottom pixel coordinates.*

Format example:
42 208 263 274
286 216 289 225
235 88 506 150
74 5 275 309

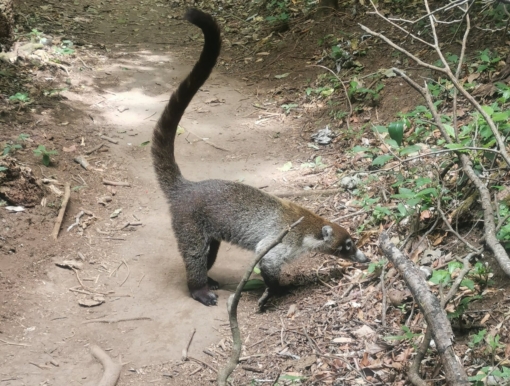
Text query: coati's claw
257 286 290 310
257 288 271 310
191 287 218 306
207 276 220 290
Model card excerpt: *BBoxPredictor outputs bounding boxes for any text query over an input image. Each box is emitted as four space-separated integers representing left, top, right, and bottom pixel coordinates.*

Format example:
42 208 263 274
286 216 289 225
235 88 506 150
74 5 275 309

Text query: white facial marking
345 239 352 251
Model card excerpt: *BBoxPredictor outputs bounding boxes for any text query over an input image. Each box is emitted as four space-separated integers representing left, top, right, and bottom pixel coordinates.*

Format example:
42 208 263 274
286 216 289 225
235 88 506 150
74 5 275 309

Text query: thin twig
182 328 196 361
119 260 130 287
217 217 304 386
51 182 71 240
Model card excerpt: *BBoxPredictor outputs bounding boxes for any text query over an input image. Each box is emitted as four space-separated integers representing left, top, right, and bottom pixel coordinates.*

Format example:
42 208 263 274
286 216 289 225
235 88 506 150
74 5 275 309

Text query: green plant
301 156 326 169
2 133 29 155
474 49 502 74
281 103 298 115
469 366 510 385
384 325 422 342
469 262 494 290
33 145 58 166
367 258 387 274
8 92 31 104
468 329 487 348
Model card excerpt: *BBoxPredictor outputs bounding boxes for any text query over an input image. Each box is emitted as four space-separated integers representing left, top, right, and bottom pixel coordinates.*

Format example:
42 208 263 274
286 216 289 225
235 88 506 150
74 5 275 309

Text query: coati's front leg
206 239 220 290
179 236 220 306
258 248 289 309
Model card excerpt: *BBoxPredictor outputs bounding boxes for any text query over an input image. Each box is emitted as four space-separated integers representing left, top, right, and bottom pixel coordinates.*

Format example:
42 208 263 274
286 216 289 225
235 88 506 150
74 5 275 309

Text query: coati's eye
345 239 352 251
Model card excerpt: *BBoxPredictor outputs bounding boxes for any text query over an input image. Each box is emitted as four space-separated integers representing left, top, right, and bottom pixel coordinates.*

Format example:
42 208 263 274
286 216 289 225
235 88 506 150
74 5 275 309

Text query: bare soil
1 1 509 386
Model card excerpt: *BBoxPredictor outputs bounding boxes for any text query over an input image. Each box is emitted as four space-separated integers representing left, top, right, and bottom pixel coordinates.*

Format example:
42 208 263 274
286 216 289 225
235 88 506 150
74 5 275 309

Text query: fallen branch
90 344 123 386
379 233 469 385
408 253 476 385
85 142 105 155
217 217 303 386
83 317 151 324
51 182 71 240
100 135 119 144
102 179 131 187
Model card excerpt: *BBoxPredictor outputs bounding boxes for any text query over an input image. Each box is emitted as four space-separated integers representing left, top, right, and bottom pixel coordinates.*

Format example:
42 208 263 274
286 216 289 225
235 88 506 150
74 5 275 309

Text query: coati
151 9 369 307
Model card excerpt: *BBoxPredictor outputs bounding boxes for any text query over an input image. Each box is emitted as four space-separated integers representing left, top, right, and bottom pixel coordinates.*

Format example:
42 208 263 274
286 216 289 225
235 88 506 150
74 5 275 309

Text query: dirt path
1 2 293 385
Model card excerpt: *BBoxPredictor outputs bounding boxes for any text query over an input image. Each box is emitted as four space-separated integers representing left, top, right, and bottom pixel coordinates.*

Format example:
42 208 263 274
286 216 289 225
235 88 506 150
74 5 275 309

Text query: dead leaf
353 325 375 338
78 295 105 307
287 304 297 318
480 313 491 325
63 144 77 152
420 210 431 221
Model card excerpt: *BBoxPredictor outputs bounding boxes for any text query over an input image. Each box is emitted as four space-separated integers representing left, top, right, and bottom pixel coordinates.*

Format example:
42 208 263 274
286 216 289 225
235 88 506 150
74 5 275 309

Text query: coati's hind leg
177 232 218 306
207 239 220 290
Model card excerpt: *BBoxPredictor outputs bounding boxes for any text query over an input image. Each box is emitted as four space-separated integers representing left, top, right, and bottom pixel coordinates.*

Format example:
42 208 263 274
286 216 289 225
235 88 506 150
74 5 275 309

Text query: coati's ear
322 225 334 242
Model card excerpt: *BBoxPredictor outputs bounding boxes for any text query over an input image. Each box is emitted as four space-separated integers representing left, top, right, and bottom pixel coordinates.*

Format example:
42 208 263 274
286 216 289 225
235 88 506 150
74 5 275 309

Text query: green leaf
492 111 510 122
481 105 494 116
352 146 370 153
42 154 50 166
399 145 421 156
372 154 393 166
253 266 261 274
415 187 438 198
391 187 414 199
176 125 185 135
429 269 451 285
387 122 404 146
0 166 7 172
397 203 407 216
140 141 150 147
448 261 463 274
385 138 400 149
443 124 455 138
242 279 266 291
278 161 292 171
274 73 289 79
444 143 465 150
460 278 475 290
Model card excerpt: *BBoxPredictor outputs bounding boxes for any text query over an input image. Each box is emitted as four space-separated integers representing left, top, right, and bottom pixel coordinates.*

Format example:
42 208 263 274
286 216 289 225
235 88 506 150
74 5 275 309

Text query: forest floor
1 0 509 385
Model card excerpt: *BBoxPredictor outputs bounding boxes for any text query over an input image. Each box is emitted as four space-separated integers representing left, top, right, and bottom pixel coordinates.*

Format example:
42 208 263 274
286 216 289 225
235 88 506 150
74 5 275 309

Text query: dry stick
217 217 304 386
272 188 343 198
119 260 130 287
188 356 218 373
392 68 510 277
100 135 119 144
380 263 387 328
185 129 229 152
83 317 152 325
0 338 30 347
102 179 131 187
90 344 123 386
379 233 469 385
51 182 71 240
74 155 90 170
182 328 196 361
85 142 105 155
408 253 476 386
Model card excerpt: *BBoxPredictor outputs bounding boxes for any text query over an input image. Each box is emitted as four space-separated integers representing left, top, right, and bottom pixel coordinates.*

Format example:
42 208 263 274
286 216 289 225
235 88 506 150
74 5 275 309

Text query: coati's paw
207 276 220 290
191 287 218 306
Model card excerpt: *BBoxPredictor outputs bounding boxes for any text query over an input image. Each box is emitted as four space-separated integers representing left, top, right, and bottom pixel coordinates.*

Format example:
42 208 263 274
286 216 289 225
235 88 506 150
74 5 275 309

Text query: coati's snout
322 225 369 263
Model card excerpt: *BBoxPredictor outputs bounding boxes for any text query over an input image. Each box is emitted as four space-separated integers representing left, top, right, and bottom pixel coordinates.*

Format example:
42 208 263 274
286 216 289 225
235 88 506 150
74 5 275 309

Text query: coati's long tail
152 9 221 187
